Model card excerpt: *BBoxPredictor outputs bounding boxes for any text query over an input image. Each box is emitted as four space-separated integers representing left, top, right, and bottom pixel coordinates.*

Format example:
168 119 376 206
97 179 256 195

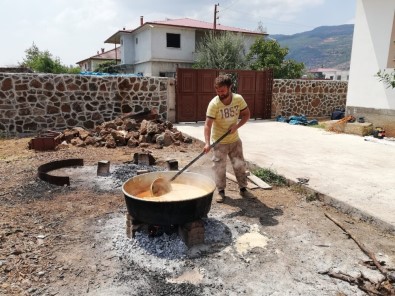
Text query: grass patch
253 168 287 186
309 123 326 129
290 184 319 202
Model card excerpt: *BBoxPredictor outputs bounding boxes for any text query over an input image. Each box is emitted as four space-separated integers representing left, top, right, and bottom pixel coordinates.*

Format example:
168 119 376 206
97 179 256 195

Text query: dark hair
214 74 232 88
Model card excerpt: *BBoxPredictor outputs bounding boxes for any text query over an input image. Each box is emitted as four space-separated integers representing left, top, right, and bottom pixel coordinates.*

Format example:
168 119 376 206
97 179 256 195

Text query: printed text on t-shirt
219 106 239 119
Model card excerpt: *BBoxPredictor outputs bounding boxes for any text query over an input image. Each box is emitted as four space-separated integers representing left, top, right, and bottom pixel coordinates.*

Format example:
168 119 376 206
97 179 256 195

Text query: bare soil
1 137 394 296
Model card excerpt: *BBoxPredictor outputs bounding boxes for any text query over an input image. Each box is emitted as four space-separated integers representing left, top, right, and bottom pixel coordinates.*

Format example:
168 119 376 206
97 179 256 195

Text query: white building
308 68 349 81
104 17 265 77
76 47 121 72
346 0 395 136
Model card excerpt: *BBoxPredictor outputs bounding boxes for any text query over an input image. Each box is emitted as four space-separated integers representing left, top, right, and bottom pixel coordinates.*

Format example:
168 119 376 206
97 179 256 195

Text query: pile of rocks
60 117 193 149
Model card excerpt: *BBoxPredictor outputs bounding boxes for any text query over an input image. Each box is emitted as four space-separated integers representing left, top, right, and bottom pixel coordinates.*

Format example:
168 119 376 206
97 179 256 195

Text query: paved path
175 120 395 233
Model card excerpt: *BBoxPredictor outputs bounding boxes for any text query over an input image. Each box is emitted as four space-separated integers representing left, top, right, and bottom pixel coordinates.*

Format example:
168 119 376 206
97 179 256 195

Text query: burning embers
125 213 206 247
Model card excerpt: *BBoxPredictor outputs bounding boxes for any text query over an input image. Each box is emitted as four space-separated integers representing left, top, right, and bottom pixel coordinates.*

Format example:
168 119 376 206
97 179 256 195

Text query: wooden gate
176 68 273 122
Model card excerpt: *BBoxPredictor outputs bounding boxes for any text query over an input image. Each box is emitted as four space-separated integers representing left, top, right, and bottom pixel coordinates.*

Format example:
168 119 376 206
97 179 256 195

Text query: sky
0 0 356 67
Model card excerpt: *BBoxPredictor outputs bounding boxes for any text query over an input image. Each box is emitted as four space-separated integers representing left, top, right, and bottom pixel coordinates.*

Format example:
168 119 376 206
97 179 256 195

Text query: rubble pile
59 117 193 149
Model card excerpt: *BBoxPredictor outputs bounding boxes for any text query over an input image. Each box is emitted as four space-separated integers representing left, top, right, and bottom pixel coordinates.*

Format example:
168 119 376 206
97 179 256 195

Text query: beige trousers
212 139 247 191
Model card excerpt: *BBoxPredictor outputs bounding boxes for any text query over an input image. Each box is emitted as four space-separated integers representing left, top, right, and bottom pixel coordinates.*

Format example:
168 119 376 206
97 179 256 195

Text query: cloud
54 0 117 29
0 0 354 66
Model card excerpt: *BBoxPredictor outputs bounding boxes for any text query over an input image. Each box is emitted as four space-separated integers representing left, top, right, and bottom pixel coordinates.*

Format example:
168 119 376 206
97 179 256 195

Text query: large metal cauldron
122 171 216 225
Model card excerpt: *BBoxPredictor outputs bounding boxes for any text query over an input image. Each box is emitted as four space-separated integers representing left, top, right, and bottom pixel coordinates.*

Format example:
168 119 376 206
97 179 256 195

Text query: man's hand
203 143 211 153
229 124 238 134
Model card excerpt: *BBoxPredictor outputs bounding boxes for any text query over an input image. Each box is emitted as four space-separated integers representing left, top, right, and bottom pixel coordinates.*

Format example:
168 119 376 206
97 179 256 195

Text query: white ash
105 211 246 275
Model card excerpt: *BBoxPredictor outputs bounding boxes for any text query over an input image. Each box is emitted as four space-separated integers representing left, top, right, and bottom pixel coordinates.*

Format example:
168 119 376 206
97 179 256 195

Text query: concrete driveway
175 120 395 233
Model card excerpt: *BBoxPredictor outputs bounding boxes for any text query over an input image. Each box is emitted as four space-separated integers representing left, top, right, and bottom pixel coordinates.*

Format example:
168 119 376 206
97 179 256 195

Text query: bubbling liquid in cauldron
136 182 209 201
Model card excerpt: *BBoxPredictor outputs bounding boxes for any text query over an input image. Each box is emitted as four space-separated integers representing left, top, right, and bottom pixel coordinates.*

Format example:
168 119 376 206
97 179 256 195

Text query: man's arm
230 107 250 134
204 117 214 153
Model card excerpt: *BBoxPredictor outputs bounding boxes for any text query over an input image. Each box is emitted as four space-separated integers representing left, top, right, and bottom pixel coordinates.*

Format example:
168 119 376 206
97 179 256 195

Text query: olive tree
246 38 304 79
21 43 80 74
193 32 247 69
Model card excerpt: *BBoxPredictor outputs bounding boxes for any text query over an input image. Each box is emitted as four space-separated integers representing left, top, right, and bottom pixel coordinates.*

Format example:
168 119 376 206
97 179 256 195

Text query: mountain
270 24 354 70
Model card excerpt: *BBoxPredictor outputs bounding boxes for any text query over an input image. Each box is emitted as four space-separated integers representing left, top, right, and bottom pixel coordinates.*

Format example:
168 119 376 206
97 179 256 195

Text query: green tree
94 60 119 73
20 43 80 74
193 32 247 69
247 38 304 79
376 69 395 89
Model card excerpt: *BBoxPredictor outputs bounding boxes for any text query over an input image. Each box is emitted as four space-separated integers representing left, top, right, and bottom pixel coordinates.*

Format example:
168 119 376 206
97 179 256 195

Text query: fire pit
122 171 216 226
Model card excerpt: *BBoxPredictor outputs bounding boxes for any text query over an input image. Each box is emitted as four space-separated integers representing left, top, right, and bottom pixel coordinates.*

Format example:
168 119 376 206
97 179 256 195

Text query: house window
159 72 176 78
337 75 341 80
167 33 180 48
136 37 138 45
387 12 395 68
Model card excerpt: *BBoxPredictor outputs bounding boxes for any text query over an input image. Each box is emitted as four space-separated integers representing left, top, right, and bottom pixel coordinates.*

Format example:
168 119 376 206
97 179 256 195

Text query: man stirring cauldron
203 74 254 203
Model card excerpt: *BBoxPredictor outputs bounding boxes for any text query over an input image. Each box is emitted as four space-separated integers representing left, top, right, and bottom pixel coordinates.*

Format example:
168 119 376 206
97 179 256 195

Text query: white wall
151 27 196 62
120 33 135 64
135 29 152 63
134 62 152 76
347 0 395 109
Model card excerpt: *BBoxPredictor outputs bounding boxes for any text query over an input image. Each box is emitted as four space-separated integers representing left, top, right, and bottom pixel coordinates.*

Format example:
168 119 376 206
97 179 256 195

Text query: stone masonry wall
0 73 168 134
272 79 347 118
0 74 349 134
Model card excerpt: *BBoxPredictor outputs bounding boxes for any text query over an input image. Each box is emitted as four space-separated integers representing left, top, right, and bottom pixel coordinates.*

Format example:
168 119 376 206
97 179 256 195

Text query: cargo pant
212 139 247 191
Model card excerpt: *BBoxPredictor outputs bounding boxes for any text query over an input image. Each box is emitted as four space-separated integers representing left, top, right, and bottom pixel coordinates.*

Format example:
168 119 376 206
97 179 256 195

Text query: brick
178 220 205 247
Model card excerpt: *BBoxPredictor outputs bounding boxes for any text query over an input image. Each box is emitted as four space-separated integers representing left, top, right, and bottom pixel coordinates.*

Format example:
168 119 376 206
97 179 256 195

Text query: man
204 74 253 203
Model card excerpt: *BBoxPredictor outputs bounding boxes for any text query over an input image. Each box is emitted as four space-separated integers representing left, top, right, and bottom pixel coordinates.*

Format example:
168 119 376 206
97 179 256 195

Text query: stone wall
272 79 347 118
0 74 350 134
0 73 169 134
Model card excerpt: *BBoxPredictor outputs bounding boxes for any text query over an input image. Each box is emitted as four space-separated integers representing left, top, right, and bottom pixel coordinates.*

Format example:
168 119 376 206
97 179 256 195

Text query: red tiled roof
151 18 259 34
105 17 264 44
92 47 121 60
77 47 120 64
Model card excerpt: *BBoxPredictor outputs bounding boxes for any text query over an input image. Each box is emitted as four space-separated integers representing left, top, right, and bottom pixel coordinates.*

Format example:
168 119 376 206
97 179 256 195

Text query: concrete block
178 220 205 247
344 122 373 136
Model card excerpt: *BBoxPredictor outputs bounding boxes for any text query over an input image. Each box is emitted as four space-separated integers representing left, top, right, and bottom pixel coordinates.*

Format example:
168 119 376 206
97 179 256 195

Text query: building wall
134 29 152 63
347 0 395 136
151 27 196 62
121 32 135 64
272 79 347 118
0 73 169 134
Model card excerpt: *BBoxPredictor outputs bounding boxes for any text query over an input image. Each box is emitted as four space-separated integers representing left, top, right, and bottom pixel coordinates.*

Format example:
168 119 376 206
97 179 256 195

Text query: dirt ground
1 136 394 296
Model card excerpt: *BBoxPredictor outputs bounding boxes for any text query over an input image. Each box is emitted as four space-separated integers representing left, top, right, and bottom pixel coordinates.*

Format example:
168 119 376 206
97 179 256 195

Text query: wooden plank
247 174 272 190
226 172 259 189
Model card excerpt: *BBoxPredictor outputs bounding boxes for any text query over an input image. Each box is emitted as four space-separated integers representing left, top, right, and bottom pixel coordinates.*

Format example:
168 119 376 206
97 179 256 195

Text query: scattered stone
52 116 192 150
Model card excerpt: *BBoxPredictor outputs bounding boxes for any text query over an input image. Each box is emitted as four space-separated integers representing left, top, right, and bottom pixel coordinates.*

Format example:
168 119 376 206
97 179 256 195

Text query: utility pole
213 3 219 31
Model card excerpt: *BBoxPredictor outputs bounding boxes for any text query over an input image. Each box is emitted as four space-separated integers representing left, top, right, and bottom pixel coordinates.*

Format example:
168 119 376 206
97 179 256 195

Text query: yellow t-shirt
206 93 248 144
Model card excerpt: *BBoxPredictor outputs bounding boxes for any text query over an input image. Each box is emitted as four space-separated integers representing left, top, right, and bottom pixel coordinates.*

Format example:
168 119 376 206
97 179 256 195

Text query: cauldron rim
122 171 216 202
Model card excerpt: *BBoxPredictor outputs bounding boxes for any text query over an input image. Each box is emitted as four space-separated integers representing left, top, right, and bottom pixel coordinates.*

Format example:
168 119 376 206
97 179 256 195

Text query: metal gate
176 68 273 122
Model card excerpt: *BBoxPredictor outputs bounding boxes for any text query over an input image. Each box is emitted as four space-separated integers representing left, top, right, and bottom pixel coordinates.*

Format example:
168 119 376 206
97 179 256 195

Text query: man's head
214 75 232 100
214 74 232 88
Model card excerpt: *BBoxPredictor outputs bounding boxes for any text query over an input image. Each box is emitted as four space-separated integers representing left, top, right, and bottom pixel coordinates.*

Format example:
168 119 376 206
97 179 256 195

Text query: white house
104 17 265 77
307 68 349 81
346 0 395 136
76 47 121 72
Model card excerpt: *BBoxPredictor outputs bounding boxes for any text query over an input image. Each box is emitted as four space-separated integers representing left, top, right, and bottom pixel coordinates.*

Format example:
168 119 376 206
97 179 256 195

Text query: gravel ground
1 137 394 296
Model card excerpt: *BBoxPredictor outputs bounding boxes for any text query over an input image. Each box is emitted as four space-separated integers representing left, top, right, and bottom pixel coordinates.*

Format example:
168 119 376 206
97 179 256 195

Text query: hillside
270 24 354 70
